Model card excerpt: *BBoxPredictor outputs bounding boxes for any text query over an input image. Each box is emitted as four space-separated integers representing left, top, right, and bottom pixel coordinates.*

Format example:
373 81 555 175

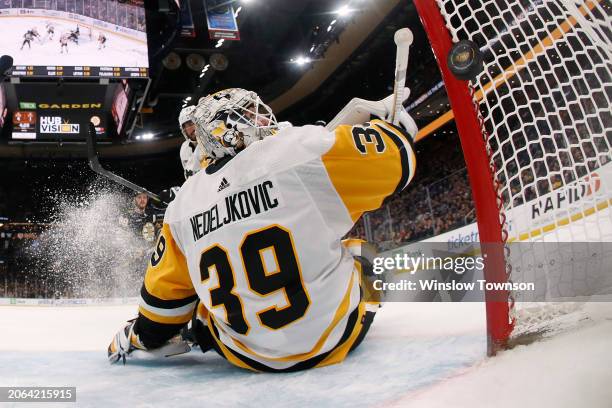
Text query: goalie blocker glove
108 320 191 364
108 319 146 364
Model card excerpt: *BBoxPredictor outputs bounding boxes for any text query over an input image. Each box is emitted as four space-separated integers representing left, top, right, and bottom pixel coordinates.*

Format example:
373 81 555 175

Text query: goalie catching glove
325 87 418 139
108 319 191 364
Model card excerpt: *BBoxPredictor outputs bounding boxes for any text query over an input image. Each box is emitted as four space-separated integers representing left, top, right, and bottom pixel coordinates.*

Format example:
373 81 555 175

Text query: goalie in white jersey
109 88 417 371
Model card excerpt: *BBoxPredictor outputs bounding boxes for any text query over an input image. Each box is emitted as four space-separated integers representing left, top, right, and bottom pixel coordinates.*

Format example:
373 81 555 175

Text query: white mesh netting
434 0 612 341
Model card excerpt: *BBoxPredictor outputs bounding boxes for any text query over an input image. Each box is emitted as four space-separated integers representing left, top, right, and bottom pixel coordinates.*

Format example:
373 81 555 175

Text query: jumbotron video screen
0 0 148 78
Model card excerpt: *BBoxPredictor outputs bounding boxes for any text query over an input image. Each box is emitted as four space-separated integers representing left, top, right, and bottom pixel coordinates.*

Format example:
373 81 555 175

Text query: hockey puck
447 40 483 81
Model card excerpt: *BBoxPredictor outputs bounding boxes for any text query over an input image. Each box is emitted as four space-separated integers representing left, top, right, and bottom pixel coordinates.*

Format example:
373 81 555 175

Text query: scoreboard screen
10 65 148 79
0 0 148 79
9 82 122 141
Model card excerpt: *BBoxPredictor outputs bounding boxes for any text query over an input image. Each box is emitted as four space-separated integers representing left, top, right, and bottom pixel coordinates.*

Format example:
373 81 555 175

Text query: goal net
414 0 612 354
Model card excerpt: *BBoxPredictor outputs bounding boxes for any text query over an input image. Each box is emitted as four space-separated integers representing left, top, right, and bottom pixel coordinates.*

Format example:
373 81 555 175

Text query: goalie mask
193 88 279 160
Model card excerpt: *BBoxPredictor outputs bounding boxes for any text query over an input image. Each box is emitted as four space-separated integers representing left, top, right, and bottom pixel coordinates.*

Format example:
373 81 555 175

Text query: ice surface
0 302 610 407
391 305 612 408
0 303 486 407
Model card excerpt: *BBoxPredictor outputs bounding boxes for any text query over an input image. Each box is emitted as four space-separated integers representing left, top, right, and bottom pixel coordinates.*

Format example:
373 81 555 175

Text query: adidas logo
218 177 230 192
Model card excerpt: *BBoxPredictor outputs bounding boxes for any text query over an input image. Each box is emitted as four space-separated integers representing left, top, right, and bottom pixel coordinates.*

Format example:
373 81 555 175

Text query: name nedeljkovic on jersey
190 180 280 242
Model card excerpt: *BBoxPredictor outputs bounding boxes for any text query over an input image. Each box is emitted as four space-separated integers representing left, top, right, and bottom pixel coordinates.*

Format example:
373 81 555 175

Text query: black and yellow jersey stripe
136 224 197 347
322 119 416 222
205 297 368 373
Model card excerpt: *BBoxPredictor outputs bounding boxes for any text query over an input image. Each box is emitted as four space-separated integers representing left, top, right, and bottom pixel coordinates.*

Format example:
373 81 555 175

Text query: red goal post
414 0 512 355
413 0 612 355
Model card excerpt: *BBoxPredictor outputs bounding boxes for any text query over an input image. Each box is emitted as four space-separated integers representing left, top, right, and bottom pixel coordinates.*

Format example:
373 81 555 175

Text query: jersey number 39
199 225 310 335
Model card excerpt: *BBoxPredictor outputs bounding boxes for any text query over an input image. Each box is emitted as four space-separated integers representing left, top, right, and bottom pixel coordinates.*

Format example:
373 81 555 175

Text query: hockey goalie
109 87 417 372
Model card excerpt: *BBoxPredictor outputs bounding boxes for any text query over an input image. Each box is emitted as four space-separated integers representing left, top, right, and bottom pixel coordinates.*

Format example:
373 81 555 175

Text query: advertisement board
9 82 113 140
386 161 612 255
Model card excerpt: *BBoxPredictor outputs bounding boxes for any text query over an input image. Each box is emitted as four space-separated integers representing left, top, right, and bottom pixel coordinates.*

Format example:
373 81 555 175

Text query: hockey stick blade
86 123 168 205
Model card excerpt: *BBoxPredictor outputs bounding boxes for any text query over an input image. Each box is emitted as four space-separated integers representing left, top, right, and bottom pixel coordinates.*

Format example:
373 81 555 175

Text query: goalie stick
324 28 414 131
391 28 414 126
86 123 168 205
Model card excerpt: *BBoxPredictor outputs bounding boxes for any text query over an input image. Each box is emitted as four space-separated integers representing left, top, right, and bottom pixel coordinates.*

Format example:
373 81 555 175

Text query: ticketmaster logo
39 117 80 134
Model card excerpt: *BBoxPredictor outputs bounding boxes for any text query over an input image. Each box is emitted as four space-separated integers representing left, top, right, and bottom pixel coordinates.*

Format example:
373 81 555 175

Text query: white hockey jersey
180 141 206 178
139 120 416 371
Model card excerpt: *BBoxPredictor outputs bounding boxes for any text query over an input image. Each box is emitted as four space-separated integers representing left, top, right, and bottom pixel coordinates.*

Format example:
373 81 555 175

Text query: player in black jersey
97 33 107 50
20 28 39 50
